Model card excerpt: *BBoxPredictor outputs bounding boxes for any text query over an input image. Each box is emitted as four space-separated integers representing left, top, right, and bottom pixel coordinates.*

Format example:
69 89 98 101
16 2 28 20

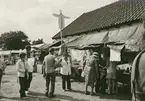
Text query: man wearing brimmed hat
43 48 56 98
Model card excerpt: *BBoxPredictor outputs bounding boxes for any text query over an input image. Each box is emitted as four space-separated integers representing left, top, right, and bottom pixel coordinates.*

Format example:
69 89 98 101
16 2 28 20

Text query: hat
19 52 26 58
93 52 99 56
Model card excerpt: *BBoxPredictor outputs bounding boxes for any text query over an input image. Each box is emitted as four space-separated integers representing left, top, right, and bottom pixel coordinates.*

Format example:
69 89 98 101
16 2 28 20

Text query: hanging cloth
110 49 121 62
108 45 124 62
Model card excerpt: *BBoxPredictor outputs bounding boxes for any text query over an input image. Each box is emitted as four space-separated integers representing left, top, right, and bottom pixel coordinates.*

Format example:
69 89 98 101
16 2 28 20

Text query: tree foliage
32 38 44 45
0 31 30 50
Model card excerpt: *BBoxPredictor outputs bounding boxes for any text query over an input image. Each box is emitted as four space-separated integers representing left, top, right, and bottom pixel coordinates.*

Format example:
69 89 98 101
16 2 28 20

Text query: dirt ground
0 65 131 101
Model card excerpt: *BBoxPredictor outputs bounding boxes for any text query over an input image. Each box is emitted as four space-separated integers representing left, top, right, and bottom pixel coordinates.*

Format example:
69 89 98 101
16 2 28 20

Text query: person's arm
42 61 46 77
25 61 30 72
42 60 46 72
42 61 45 67
94 59 99 79
54 56 62 68
83 60 86 70
43 56 46 67
69 56 72 68
33 58 37 67
2 61 6 71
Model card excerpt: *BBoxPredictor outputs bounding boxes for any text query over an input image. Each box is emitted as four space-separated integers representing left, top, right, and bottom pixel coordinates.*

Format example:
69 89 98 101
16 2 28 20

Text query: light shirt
60 57 71 75
16 59 29 77
27 58 35 72
44 54 55 73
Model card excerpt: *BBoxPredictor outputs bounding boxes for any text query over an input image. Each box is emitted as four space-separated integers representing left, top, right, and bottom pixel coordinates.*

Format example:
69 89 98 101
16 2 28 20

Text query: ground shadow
0 92 131 101
0 96 20 100
99 94 131 100
29 91 89 101
68 89 85 94
30 90 89 101
55 94 89 101
28 91 45 96
0 96 61 101
0 91 89 101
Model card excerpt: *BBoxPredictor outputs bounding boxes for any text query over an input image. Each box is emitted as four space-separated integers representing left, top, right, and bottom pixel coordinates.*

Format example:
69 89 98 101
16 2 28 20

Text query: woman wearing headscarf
83 51 99 95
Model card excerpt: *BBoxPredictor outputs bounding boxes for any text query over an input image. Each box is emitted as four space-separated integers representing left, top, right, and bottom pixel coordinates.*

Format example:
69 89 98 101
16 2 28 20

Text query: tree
32 38 44 45
0 31 30 50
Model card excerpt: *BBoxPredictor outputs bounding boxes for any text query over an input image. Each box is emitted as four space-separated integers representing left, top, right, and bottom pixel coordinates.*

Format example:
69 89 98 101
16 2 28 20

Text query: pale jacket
16 59 29 77
60 57 71 75
27 58 35 72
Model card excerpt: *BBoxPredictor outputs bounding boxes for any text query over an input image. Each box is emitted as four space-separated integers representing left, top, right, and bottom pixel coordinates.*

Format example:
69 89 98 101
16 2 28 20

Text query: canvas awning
107 44 125 51
107 23 143 51
66 23 143 51
49 40 64 48
0 51 11 55
125 24 144 51
31 44 44 48
108 24 139 43
66 31 108 48
39 44 50 50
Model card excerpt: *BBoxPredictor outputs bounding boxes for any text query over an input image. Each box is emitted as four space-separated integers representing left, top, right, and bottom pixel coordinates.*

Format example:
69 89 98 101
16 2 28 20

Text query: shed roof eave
52 20 142 39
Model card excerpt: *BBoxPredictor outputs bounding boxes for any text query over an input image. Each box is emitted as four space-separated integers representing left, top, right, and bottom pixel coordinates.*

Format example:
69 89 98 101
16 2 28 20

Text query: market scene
0 0 145 101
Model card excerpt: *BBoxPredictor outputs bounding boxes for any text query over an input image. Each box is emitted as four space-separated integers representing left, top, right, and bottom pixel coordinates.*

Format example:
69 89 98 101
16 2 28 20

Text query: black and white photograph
0 0 145 101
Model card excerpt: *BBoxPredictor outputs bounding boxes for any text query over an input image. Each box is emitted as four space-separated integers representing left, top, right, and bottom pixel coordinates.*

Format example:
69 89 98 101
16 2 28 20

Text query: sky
0 0 115 43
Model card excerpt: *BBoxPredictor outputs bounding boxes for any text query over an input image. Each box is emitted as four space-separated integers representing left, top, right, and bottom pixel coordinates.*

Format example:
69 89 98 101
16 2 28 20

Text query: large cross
53 10 70 43
53 10 70 30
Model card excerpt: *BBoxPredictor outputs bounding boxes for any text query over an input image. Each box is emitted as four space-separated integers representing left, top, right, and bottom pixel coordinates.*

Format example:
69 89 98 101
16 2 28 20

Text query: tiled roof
52 0 145 39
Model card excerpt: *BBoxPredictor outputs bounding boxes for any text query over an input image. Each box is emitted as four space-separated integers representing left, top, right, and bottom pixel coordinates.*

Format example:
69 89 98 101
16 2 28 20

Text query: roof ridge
85 0 120 14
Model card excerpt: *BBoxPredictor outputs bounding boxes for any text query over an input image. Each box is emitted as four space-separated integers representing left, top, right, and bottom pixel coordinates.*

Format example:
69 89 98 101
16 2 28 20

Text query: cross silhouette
53 10 70 30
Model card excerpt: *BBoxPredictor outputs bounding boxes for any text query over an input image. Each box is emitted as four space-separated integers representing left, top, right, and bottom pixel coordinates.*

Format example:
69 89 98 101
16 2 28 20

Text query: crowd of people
15 47 73 99
0 46 117 99
14 46 102 99
0 45 144 101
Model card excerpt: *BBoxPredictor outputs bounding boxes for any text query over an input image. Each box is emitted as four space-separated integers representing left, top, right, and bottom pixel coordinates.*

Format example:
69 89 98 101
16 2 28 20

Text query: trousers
19 77 26 97
45 72 56 94
27 72 33 90
62 75 71 90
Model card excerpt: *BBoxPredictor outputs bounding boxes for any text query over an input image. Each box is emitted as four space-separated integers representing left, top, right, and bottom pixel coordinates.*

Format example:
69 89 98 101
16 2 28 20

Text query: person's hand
43 74 46 79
